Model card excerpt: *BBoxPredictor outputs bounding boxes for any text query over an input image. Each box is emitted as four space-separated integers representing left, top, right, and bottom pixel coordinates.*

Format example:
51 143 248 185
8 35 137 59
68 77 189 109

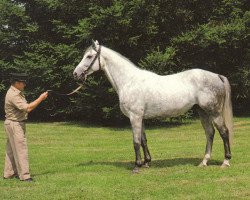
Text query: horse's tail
219 75 234 144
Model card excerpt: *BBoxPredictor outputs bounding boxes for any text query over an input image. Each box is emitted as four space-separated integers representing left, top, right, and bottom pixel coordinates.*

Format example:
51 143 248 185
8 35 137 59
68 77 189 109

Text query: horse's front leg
130 114 143 173
141 120 151 168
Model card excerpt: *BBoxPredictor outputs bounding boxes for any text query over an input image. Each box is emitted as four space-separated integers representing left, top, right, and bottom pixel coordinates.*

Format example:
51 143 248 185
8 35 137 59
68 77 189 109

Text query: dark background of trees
0 0 249 125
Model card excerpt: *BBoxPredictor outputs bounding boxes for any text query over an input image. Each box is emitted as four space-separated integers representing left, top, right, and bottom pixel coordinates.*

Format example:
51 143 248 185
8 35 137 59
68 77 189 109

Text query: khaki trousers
4 119 30 180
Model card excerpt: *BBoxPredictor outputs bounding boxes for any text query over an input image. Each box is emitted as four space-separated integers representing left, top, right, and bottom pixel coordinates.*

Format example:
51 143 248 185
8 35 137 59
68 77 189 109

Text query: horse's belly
144 105 192 119
119 82 197 119
143 95 195 119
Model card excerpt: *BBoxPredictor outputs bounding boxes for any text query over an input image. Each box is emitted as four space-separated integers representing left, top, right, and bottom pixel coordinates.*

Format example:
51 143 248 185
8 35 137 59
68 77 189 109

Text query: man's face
14 81 26 91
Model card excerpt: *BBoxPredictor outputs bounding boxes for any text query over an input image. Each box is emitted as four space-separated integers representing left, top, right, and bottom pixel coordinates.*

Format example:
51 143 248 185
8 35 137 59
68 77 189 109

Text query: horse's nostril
73 73 79 80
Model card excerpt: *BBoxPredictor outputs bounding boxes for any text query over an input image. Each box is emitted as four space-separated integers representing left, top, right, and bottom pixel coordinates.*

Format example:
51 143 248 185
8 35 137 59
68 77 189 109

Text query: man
3 72 48 182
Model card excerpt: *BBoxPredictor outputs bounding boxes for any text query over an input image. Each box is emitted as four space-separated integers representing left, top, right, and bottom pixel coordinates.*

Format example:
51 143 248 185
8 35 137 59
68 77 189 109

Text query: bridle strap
97 47 101 71
86 45 101 72
78 45 101 81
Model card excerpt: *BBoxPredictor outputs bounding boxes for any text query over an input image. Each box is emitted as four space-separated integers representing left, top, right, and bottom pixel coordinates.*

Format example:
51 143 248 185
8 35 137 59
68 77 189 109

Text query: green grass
0 118 249 199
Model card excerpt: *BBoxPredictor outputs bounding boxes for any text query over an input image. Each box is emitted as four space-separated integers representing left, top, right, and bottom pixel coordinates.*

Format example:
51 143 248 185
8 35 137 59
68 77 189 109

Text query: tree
1 0 249 124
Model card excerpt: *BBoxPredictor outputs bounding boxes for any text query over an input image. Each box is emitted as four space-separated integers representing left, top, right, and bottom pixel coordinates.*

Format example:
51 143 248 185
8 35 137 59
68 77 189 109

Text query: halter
79 45 101 80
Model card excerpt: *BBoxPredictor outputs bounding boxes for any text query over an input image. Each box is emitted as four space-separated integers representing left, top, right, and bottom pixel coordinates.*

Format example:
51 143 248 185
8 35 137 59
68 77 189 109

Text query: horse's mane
86 45 155 75
85 45 138 67
102 46 142 71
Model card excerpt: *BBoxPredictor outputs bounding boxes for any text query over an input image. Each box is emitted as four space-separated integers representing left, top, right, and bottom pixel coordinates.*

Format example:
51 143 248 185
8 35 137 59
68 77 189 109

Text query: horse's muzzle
73 71 87 81
73 72 79 80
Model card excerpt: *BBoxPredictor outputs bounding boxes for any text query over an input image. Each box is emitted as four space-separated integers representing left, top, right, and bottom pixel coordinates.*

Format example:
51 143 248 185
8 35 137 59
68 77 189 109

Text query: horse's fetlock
225 153 231 160
144 157 151 163
135 161 142 167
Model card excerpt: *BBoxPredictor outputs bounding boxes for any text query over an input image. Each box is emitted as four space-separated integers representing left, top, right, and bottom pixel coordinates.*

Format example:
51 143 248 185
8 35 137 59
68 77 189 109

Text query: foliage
0 0 249 124
139 47 177 74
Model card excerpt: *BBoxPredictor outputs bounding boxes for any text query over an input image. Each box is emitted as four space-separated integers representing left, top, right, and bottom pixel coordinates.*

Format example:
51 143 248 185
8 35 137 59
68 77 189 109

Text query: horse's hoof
132 167 139 173
198 162 207 167
142 163 150 168
221 163 230 168
221 159 230 168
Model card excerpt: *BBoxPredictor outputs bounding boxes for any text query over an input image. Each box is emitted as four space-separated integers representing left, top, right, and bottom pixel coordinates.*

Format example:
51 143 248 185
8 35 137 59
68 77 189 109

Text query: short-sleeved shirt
5 86 29 121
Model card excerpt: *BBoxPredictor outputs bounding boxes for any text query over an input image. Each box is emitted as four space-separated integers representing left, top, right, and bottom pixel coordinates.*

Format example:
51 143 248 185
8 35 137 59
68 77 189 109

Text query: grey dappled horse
73 40 233 173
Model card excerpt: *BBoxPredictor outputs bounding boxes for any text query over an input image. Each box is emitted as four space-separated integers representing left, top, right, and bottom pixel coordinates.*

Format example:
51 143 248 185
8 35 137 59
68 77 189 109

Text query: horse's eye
87 55 92 59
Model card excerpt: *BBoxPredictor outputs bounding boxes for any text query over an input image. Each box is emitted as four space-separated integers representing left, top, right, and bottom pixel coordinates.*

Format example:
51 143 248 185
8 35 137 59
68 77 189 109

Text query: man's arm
27 92 48 113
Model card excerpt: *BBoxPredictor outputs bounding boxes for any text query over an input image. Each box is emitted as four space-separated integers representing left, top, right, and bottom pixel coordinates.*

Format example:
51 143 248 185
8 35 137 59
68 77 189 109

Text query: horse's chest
119 95 145 117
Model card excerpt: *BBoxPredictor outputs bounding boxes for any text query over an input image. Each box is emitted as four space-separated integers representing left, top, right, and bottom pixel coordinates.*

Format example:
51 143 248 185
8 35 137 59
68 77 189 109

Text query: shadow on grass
32 171 52 178
77 157 222 171
35 119 193 130
30 158 223 178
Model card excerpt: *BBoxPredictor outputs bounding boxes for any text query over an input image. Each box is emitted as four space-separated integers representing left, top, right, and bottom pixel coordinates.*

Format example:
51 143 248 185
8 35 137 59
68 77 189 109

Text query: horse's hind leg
212 115 231 167
197 108 215 167
141 120 151 168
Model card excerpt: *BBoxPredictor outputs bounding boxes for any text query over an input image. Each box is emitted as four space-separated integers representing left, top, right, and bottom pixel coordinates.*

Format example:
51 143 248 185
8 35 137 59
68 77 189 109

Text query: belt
5 119 27 123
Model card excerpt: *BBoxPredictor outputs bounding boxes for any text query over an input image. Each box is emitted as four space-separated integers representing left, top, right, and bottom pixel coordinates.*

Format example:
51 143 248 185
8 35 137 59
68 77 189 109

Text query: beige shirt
5 86 28 121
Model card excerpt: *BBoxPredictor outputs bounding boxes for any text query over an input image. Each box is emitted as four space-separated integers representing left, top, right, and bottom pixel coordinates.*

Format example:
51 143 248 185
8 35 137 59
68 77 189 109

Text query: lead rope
46 84 84 96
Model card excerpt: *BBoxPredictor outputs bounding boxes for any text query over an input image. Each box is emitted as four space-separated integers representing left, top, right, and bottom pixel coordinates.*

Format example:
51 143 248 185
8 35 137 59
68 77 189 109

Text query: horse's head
73 40 102 81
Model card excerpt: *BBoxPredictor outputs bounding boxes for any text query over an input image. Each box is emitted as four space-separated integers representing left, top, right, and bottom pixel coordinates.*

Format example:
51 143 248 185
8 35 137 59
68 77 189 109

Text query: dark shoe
22 178 33 182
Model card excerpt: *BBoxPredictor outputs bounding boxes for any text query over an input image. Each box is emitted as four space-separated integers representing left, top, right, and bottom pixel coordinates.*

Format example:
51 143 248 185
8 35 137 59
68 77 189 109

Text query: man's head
10 73 28 91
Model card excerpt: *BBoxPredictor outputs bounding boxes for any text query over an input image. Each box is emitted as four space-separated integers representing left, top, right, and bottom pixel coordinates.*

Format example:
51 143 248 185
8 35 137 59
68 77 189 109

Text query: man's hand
39 91 48 100
27 91 49 113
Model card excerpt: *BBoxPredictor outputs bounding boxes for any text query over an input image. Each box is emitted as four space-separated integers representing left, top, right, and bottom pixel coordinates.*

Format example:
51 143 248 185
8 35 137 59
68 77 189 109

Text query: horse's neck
101 47 140 93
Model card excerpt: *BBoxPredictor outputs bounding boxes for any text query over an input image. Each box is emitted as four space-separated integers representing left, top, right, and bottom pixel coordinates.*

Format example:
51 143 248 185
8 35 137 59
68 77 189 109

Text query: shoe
22 178 33 182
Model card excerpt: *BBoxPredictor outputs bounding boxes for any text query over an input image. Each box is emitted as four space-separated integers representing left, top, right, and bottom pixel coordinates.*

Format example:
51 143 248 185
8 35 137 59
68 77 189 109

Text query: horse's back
145 69 225 117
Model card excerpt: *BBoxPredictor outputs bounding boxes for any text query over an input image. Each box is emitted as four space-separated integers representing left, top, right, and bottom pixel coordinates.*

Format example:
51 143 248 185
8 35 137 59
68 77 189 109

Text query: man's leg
3 139 18 179
8 121 31 180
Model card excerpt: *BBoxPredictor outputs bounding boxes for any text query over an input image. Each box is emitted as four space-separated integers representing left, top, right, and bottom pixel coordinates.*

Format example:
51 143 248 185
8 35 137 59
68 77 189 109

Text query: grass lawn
0 118 249 199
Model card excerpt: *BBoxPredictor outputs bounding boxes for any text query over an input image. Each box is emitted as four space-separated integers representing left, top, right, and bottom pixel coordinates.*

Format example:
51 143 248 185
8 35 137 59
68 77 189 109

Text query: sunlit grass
0 118 249 199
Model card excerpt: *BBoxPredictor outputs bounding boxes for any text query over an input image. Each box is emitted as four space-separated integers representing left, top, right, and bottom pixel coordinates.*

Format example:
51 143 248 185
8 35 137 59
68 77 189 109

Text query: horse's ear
91 39 99 51
92 39 99 50
91 39 96 50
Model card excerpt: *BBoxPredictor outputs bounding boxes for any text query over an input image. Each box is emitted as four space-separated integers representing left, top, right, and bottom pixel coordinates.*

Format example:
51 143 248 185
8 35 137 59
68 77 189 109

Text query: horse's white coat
74 44 223 119
73 41 233 171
